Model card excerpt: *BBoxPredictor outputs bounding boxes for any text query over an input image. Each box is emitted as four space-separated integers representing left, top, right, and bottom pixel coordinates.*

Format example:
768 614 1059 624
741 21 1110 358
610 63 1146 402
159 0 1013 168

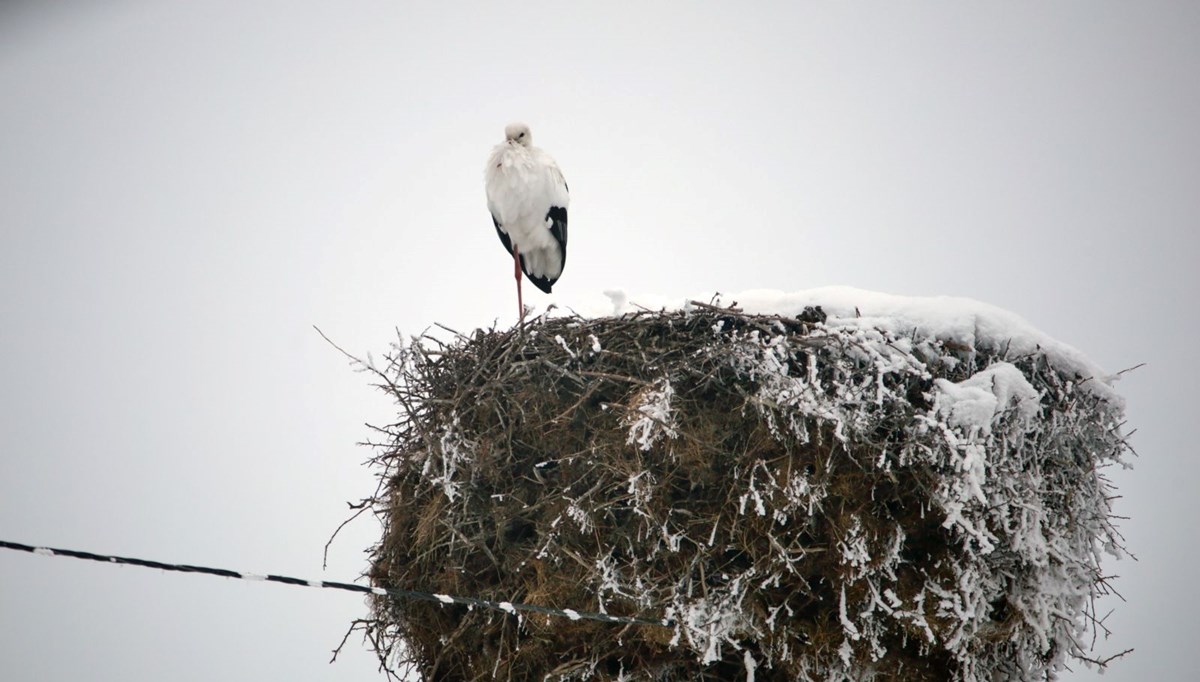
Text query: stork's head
504 122 532 147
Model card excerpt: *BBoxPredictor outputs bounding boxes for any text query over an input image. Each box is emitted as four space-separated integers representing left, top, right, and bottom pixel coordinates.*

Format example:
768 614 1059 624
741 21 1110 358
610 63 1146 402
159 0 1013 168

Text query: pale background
1 2 1196 680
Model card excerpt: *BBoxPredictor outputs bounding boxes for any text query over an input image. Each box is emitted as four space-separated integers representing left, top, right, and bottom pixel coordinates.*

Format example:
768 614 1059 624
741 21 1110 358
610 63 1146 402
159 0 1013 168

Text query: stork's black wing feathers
547 205 567 272
526 273 554 294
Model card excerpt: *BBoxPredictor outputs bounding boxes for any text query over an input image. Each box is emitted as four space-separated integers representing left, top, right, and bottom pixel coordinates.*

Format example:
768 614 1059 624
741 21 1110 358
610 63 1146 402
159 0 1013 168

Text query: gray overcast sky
1 2 1196 680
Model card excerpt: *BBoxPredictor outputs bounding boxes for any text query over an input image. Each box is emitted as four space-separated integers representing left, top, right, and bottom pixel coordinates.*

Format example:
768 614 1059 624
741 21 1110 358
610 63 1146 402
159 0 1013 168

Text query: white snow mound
561 286 1120 405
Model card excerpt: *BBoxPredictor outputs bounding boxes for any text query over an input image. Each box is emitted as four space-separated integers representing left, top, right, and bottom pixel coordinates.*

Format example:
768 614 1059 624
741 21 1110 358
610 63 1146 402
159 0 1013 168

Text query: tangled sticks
357 304 1128 681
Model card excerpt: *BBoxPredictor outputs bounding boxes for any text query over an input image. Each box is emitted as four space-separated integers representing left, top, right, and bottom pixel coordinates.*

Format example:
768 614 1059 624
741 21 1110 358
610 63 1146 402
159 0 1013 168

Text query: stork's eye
518 132 525 138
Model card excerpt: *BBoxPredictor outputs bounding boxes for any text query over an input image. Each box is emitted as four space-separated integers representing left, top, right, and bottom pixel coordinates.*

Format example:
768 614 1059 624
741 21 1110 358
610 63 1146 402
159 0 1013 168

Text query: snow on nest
554 285 1120 405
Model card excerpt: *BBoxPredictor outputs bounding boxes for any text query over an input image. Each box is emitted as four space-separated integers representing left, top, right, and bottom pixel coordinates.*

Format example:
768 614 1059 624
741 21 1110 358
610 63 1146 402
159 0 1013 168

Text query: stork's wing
544 159 569 271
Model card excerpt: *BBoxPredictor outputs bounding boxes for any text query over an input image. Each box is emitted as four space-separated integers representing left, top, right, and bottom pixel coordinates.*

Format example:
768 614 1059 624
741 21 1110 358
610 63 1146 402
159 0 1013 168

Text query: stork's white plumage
485 122 569 320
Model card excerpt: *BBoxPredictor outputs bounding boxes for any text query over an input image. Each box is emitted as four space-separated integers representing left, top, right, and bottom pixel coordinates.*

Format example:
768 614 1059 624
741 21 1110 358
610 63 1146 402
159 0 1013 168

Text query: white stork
485 122 569 322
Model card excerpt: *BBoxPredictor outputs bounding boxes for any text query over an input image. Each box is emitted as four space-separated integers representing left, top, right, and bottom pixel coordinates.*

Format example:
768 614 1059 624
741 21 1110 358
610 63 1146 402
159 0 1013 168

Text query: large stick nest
359 304 1128 681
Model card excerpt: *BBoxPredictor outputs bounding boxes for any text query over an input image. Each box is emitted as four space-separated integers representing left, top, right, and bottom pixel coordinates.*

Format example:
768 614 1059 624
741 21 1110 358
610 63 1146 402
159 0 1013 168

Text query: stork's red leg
513 245 524 324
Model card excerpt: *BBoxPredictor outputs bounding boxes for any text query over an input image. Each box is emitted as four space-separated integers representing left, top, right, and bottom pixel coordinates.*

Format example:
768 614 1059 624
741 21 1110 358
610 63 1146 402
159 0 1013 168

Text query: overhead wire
0 539 670 628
